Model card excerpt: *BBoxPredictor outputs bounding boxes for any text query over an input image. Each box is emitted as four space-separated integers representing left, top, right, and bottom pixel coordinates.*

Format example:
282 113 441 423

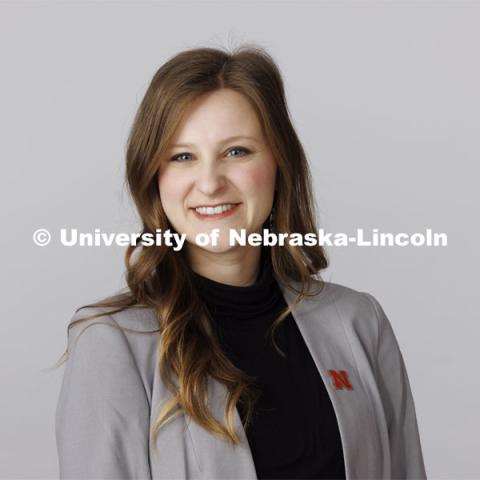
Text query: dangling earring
269 191 277 231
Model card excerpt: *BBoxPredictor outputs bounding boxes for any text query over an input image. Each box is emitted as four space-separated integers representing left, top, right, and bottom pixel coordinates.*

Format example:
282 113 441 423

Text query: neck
185 244 263 287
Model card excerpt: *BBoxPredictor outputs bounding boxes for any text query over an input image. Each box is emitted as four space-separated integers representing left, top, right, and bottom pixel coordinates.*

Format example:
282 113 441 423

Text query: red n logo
328 369 353 390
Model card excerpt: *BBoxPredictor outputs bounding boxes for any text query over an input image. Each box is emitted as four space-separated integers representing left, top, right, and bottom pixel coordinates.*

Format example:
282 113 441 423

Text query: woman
55 45 427 479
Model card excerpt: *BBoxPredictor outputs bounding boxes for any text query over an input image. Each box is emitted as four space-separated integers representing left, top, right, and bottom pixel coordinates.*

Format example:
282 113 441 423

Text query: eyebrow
168 135 260 149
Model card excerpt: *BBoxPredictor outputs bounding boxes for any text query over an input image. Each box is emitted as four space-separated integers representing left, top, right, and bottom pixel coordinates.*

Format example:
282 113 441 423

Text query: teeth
195 204 236 215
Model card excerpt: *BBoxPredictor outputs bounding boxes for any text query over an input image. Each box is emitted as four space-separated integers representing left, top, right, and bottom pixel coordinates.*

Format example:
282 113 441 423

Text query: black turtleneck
192 247 346 480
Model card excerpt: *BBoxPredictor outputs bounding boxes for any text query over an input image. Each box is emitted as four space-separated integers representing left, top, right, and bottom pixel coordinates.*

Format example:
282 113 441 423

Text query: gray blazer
55 278 427 479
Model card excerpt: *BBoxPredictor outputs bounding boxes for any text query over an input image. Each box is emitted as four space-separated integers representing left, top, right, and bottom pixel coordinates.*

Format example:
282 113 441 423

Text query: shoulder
66 304 158 349
285 277 383 320
322 281 387 340
66 303 157 353
64 304 160 390
314 280 383 319
68 303 158 332
287 279 401 373
282 278 388 347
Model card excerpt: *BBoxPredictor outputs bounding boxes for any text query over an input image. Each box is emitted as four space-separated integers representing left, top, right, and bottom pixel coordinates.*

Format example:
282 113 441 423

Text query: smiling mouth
191 203 241 220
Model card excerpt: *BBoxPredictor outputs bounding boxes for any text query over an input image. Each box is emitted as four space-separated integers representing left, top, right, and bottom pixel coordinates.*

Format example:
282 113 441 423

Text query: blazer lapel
186 278 384 479
278 279 385 479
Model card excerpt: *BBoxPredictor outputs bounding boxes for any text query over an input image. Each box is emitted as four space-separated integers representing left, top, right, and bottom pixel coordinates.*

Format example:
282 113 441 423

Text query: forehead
169 89 264 146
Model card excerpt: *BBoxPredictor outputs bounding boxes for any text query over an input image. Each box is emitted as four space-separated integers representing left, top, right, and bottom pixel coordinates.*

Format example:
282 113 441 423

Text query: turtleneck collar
191 246 284 324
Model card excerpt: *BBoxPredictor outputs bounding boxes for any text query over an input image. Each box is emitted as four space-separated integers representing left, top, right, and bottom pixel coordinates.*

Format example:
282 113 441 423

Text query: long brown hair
53 43 329 448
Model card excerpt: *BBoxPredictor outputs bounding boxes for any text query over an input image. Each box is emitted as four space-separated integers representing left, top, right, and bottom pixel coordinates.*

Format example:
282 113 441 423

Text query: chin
202 245 234 254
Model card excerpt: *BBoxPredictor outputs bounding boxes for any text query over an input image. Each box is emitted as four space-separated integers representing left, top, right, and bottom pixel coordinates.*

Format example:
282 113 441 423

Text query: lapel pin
328 369 354 390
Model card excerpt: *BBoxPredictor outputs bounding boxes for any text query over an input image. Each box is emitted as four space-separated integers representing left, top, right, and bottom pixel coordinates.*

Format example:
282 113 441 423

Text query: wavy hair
53 43 329 448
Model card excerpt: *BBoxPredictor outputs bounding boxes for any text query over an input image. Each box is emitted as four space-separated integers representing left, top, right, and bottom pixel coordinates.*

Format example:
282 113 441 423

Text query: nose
195 161 226 196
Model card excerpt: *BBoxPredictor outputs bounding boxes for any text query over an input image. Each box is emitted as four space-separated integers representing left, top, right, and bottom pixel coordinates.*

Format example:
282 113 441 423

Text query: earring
269 193 276 231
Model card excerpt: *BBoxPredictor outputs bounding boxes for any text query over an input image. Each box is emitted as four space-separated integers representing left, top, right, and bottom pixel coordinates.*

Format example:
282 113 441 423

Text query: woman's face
158 88 277 256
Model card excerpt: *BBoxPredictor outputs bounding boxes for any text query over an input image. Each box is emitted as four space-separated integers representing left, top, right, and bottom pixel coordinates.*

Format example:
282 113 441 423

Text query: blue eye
170 152 192 162
227 146 250 157
170 146 251 162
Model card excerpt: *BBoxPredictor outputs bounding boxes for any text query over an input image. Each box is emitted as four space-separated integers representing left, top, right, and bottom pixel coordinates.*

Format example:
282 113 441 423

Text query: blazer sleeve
363 292 428 479
55 311 152 480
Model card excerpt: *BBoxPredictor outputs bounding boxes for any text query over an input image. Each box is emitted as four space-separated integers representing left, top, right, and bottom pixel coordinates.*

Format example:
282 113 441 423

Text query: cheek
240 160 276 192
158 171 189 210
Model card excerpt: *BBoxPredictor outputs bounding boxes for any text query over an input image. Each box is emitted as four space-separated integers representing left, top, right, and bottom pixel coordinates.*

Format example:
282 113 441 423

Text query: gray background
1 1 478 478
